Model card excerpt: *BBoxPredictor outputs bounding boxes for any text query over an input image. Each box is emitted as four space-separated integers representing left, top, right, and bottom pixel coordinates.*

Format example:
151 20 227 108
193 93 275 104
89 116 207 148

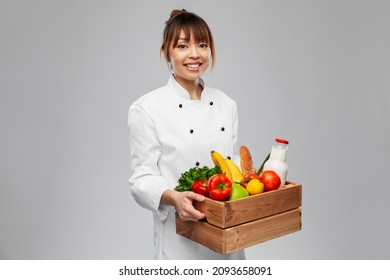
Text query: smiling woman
127 9 245 260
160 10 216 100
167 32 211 100
160 9 216 68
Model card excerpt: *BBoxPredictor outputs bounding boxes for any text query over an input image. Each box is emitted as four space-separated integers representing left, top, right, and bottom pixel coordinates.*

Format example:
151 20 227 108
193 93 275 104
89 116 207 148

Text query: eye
177 44 188 49
199 43 209 48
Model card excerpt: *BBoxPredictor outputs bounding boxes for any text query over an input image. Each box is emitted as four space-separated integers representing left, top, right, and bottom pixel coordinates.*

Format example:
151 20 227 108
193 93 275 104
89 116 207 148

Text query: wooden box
176 181 302 254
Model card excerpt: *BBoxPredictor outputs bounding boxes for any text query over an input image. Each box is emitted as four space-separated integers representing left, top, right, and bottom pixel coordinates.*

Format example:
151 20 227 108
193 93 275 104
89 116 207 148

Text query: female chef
128 9 245 260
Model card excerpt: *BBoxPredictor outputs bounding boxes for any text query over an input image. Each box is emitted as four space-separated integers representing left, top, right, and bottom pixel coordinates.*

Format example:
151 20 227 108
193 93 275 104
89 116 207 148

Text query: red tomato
260 170 281 191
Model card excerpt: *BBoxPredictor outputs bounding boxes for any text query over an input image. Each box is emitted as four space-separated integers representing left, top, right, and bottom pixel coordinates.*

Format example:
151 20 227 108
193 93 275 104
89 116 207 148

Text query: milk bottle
263 138 289 188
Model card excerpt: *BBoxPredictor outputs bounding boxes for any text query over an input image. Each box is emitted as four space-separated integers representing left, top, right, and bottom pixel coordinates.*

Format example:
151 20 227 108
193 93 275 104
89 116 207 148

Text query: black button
209 101 213 106
195 161 200 166
179 104 183 108
221 127 225 131
190 129 194 134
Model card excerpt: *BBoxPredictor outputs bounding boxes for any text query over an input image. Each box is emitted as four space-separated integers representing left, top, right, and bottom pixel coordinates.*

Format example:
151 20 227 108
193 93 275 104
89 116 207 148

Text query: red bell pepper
191 179 209 197
207 174 232 201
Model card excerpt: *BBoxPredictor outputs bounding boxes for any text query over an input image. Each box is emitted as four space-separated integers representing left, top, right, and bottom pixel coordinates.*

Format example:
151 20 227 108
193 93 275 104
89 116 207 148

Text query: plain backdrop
1 0 389 260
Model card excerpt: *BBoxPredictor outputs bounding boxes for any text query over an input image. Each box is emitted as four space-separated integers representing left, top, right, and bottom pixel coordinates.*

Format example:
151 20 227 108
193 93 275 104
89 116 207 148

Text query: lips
184 62 202 71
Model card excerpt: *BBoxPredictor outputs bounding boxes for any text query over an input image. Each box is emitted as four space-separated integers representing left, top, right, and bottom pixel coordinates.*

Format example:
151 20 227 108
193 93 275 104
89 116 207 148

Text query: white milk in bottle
263 138 289 188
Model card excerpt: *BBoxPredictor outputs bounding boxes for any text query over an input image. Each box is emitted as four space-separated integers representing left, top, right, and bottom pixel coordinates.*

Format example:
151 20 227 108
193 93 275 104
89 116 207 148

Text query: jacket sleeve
128 103 170 221
231 100 240 165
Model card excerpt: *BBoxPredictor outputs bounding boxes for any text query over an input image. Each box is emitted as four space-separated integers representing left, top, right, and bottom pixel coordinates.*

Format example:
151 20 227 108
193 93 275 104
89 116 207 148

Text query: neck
173 75 203 100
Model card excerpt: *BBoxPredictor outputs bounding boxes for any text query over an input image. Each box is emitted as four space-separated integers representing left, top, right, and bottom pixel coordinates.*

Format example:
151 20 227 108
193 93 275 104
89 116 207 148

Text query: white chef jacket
128 75 246 260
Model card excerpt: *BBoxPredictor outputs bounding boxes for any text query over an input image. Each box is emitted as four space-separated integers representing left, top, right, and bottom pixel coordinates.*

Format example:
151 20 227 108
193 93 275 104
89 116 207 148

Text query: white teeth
186 64 200 68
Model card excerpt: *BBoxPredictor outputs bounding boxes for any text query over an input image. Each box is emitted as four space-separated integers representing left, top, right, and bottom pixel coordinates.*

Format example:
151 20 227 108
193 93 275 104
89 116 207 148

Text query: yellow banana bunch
210 150 232 180
225 159 244 182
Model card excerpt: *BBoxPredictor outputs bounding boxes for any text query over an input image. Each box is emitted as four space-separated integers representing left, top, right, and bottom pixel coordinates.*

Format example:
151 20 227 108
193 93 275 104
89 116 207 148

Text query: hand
162 190 205 222
173 191 206 221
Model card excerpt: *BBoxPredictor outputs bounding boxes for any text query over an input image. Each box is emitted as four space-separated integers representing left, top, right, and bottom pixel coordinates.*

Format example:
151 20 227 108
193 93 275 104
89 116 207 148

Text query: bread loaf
239 145 257 177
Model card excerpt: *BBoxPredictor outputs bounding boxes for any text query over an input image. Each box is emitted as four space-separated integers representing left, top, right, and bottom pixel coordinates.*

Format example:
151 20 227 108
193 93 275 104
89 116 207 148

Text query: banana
225 159 244 182
210 150 232 180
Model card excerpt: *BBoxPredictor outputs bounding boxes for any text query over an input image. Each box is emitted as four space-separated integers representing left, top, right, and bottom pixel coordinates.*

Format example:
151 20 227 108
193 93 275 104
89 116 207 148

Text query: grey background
1 0 389 259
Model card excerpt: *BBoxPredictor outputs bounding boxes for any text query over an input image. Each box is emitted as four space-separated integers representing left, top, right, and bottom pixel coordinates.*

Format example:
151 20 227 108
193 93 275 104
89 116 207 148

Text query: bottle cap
275 138 289 144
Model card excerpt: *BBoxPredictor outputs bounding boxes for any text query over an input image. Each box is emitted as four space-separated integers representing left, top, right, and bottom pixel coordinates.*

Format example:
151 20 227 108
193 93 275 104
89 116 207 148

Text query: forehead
177 30 195 41
171 25 210 46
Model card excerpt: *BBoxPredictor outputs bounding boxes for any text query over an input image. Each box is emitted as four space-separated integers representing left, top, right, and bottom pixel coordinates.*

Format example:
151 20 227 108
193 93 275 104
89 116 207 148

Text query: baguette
239 145 257 177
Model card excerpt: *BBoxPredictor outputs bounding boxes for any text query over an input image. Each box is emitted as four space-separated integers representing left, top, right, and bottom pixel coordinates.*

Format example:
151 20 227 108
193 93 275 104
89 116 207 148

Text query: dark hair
161 9 216 68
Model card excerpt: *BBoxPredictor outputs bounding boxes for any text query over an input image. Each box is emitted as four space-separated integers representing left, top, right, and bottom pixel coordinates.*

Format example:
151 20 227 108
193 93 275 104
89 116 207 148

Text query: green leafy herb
175 165 221 192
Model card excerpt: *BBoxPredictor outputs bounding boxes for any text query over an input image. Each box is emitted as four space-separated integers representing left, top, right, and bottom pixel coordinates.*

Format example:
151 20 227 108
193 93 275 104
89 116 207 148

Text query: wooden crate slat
176 213 226 253
193 195 226 228
176 208 302 254
224 208 301 254
194 182 301 228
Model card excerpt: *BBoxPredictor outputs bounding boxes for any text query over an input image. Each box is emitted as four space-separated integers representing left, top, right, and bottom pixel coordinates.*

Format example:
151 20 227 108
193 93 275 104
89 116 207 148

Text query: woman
128 9 245 260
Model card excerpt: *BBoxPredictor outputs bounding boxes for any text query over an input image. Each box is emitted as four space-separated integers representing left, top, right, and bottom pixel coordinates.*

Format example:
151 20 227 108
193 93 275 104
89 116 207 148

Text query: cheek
169 51 184 65
202 50 212 62
202 56 211 69
170 57 180 69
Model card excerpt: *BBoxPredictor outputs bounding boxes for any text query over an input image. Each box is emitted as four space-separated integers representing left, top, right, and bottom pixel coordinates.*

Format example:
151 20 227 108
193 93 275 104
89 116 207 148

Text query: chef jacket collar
167 75 209 101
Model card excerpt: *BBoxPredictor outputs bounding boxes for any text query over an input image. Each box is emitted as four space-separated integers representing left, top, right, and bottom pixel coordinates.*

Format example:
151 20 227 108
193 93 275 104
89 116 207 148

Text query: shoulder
129 84 172 113
131 85 167 106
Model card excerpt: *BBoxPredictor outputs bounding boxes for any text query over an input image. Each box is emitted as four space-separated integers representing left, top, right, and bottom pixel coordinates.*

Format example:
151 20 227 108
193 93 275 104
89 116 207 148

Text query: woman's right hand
161 190 205 222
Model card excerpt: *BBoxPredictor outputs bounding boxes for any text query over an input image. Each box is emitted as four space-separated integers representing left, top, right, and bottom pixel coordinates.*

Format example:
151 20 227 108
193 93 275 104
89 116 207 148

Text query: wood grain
193 182 302 228
176 208 302 254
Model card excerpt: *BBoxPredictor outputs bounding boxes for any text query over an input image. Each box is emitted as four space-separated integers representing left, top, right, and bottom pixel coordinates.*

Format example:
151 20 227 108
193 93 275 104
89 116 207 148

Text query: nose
188 46 200 59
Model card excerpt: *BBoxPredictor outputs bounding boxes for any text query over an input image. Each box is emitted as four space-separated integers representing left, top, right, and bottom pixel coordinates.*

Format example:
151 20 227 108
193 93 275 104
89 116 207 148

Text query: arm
128 104 171 220
231 100 240 165
128 104 205 221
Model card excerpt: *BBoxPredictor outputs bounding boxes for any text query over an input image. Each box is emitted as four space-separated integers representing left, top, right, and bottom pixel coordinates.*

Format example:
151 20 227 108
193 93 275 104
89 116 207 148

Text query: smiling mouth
184 63 202 70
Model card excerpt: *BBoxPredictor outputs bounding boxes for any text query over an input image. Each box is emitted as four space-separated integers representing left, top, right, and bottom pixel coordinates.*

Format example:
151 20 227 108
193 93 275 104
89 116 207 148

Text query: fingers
175 192 206 222
177 208 205 222
186 191 206 203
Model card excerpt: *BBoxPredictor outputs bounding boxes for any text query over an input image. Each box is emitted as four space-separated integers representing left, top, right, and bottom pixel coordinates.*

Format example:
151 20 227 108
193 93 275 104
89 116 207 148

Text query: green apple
228 183 249 201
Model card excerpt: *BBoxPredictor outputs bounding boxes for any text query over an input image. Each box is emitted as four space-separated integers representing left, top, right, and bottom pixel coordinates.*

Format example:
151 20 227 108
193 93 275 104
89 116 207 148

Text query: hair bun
169 9 188 19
